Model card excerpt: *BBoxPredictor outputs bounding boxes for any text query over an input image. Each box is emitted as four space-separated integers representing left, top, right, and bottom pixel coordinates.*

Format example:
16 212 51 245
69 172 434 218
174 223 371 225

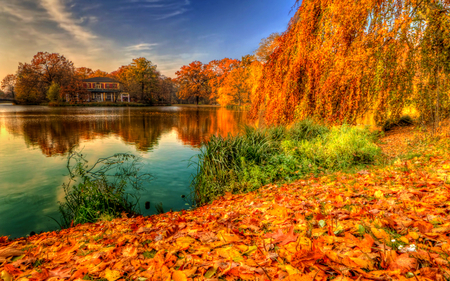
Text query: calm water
0 105 247 238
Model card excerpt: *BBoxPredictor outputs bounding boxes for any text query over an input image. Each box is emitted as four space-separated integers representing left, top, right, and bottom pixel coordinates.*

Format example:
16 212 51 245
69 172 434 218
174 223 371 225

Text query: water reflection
0 106 247 156
0 106 247 238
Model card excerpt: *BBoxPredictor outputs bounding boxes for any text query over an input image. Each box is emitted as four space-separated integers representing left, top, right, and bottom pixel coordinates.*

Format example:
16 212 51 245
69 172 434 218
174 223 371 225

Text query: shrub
192 120 381 205
58 152 152 228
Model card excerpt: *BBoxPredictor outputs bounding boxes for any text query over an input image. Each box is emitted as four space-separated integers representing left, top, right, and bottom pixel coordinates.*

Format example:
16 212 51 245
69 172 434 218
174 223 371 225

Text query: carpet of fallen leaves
2 127 450 281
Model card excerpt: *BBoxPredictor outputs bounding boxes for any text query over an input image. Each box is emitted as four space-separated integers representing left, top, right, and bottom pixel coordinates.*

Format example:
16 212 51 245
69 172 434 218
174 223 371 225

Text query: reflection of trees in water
1 108 247 156
175 108 247 147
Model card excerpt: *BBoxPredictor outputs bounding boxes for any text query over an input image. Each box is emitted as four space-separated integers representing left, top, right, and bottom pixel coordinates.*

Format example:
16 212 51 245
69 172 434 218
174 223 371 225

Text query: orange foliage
250 0 450 125
175 61 211 104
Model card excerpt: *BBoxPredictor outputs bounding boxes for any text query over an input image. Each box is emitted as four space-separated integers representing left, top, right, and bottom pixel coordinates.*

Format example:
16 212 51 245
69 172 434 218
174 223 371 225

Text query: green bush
58 152 152 228
192 120 381 205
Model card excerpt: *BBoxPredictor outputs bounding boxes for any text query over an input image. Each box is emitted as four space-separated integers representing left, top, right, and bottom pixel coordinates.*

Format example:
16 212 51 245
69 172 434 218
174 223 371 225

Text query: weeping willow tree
250 0 450 126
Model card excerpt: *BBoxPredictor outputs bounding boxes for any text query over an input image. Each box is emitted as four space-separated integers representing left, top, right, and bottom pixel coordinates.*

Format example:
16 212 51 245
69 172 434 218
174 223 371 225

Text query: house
82 77 130 102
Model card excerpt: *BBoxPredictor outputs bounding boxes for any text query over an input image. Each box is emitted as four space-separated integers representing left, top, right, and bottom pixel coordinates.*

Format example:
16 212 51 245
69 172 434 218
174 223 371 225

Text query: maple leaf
265 225 298 245
291 249 324 270
3 264 22 276
389 254 417 273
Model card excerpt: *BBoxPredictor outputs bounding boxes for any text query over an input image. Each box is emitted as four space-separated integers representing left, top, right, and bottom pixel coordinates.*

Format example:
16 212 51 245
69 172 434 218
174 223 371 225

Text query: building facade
82 77 130 102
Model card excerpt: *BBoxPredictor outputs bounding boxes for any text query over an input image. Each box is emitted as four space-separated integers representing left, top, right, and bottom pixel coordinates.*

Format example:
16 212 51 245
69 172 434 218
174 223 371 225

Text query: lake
0 105 247 238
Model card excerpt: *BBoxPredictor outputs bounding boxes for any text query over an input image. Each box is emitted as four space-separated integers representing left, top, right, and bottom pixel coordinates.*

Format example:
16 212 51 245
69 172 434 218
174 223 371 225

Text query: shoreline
1 125 450 279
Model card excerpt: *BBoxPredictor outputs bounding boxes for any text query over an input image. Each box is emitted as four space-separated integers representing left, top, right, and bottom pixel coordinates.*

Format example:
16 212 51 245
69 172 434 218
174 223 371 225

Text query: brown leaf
265 225 298 246
0 248 25 259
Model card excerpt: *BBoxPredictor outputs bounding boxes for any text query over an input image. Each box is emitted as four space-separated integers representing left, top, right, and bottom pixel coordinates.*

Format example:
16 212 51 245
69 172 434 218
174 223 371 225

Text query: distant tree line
1 31 279 106
1 53 178 105
174 33 280 106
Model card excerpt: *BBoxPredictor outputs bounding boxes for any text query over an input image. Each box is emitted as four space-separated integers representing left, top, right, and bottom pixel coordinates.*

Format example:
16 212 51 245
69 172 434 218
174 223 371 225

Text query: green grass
191 120 381 205
58 152 152 228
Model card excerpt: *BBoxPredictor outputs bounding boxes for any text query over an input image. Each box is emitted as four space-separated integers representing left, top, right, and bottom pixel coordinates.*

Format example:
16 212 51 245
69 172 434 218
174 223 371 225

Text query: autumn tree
90 69 109 78
250 0 450 126
176 61 212 105
75 67 94 80
207 58 240 103
154 76 177 104
1 74 17 99
15 52 76 104
127 58 158 103
60 77 89 103
413 2 450 131
254 32 281 62
216 56 255 106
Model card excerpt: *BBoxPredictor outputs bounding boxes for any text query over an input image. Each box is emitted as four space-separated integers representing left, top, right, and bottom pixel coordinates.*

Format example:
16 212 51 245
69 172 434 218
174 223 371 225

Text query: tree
217 64 251 106
90 69 109 78
249 0 450 126
75 67 94 80
60 77 90 103
413 2 450 131
175 61 211 105
46 81 60 102
207 58 240 102
127 58 158 103
154 76 177 104
15 52 75 104
1 74 17 99
254 32 281 62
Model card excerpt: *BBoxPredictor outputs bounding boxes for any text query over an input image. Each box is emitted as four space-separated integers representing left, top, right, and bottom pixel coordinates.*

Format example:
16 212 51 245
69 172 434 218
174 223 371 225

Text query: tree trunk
196 95 199 105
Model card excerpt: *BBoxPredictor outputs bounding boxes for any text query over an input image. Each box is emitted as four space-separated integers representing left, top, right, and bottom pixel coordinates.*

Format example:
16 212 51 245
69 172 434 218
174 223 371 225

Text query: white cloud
40 0 97 42
125 43 159 51
155 8 187 20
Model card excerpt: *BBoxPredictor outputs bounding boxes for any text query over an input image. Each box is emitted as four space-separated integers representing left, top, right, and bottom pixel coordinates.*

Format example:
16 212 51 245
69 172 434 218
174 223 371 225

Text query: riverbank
1 125 450 280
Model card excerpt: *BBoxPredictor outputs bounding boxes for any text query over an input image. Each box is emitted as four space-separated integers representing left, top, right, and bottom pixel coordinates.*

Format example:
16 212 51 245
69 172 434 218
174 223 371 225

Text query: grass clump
58 151 152 228
192 120 381 205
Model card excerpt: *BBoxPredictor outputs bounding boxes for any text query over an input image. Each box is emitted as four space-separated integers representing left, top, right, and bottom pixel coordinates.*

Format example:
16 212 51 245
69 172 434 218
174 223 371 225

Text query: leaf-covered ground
2 127 450 281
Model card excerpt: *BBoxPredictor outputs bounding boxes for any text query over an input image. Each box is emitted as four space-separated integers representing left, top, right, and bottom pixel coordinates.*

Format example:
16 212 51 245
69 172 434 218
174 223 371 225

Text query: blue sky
0 0 294 79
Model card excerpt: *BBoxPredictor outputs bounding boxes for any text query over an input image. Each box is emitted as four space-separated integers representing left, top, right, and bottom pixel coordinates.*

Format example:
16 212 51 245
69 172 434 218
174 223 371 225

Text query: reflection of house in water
82 77 130 102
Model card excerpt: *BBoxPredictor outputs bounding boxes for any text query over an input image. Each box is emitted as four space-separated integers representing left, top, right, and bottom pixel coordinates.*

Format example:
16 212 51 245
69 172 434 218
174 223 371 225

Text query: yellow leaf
408 231 419 240
399 237 409 244
1 270 12 281
175 236 196 250
172 271 187 281
374 190 383 199
281 265 300 275
104 268 121 281
215 247 243 262
371 228 389 240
